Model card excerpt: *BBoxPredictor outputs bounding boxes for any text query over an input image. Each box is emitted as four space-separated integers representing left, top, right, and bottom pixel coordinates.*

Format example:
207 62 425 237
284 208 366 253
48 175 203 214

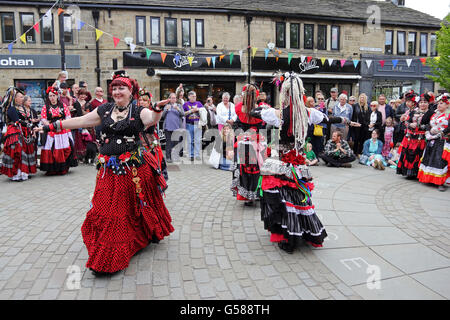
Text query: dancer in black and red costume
397 91 434 179
250 72 359 253
231 84 266 206
40 86 77 175
37 71 173 275
0 87 37 181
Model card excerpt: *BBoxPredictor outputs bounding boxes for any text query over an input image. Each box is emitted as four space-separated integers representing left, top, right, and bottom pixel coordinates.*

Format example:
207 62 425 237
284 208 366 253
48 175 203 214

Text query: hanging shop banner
123 51 241 71
0 54 80 69
252 57 360 74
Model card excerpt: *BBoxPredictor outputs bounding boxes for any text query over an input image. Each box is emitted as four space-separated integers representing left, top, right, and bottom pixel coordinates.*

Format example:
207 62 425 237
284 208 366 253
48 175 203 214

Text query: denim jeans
186 123 202 158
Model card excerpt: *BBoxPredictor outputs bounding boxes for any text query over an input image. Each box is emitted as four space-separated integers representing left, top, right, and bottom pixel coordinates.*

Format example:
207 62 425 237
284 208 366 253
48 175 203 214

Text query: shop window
385 30 393 54
182 19 191 47
276 22 286 48
40 12 54 43
290 23 299 49
304 24 314 49
420 33 427 56
317 25 327 50
136 16 146 45
408 32 416 55
150 17 160 45
20 13 35 43
397 31 405 55
331 25 340 50
1 12 15 43
195 19 204 47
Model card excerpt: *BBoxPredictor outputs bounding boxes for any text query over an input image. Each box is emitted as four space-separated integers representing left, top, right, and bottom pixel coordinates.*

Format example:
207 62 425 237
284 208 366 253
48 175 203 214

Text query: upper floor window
304 24 314 49
317 25 327 50
408 32 416 55
385 30 393 54
136 16 146 45
40 12 54 43
420 33 428 56
164 18 177 46
276 22 286 48
289 23 299 49
195 19 204 47
331 25 340 50
63 14 73 44
150 17 160 45
182 19 191 47
20 13 35 43
430 33 437 56
1 12 15 43
397 31 406 55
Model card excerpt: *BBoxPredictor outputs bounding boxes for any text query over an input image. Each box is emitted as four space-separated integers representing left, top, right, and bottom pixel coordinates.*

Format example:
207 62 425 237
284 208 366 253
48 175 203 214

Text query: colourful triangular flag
187 56 194 67
264 49 270 60
320 58 326 66
353 59 359 68
340 59 346 67
229 52 234 65
301 55 306 63
161 53 167 63
8 42 13 54
379 60 385 68
420 58 427 66
212 56 216 68
276 57 279 62
146 48 152 59
406 59 412 67
219 55 225 61
130 43 136 54
239 50 243 62
20 33 27 44
206 57 211 66
95 29 104 41
77 19 85 31
327 58 334 66
288 53 294 65
33 23 40 34
57 8 65 16
434 56 440 63
307 56 313 63
365 60 372 69
113 37 120 48
175 55 181 65
251 47 257 58
392 59 399 68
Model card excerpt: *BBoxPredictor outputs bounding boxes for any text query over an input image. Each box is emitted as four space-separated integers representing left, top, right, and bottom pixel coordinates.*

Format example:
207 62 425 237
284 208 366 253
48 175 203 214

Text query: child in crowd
382 117 394 157
387 142 401 169
305 142 318 166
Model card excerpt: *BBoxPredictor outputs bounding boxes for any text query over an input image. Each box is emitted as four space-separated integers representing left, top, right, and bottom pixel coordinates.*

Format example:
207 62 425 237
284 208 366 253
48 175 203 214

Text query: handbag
313 124 323 136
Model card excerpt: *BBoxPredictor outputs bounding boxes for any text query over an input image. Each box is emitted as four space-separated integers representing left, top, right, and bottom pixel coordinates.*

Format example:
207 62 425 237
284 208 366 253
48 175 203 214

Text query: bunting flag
130 43 136 54
321 57 326 66
392 59 399 68
434 56 440 63
276 57 279 62
406 59 413 67
206 57 211 66
219 55 225 61
187 56 194 67
307 56 313 63
229 52 234 65
212 56 216 68
288 53 294 65
33 23 40 34
77 19 85 31
239 50 243 62
19 33 27 44
340 59 346 67
327 58 334 66
420 58 427 66
95 29 104 41
8 42 13 54
353 59 359 68
57 8 65 16
251 47 257 58
175 55 181 65
379 60 385 68
301 55 306 63
365 60 372 69
145 48 152 59
264 48 270 60
113 37 120 48
161 52 167 63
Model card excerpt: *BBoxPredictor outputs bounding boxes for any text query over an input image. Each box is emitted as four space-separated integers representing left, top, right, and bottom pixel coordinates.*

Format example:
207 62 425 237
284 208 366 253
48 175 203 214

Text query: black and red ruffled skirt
418 138 450 186
0 124 37 178
81 151 174 273
40 131 77 175
397 135 426 178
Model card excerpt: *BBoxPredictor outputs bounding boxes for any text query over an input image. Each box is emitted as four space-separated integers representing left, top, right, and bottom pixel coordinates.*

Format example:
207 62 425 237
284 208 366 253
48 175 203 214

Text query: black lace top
96 102 145 156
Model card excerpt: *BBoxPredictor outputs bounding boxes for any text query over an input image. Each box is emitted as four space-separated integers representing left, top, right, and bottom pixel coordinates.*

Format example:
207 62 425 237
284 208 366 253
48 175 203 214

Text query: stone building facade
0 0 442 109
